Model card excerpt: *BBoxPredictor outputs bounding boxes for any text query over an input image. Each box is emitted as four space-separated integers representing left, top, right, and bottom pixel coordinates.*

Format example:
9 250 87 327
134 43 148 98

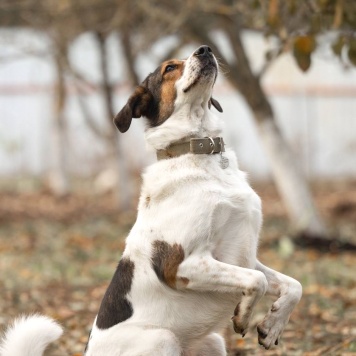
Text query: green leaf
331 36 344 57
347 38 356 66
294 52 312 71
294 35 316 54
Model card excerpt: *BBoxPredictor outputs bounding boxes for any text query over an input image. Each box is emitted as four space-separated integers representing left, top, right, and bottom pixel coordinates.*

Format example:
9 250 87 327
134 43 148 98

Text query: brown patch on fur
145 196 151 208
234 302 240 316
158 60 184 124
151 240 185 289
113 59 185 131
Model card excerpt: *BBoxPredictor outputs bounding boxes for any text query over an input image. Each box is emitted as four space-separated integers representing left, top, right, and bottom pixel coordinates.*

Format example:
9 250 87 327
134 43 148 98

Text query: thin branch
63 49 113 141
76 90 112 140
257 45 284 79
95 31 115 123
68 68 113 140
120 29 140 87
158 38 189 62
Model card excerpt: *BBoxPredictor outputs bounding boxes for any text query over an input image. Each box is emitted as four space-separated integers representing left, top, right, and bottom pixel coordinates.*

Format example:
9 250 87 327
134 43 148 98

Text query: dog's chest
131 151 261 267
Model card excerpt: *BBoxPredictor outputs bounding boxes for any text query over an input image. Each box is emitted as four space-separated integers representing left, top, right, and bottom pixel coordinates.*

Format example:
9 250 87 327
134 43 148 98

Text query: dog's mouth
182 60 217 93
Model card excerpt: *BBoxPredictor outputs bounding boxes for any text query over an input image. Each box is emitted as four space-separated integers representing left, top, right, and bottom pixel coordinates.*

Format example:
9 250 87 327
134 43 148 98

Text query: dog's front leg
176 255 268 336
255 260 302 349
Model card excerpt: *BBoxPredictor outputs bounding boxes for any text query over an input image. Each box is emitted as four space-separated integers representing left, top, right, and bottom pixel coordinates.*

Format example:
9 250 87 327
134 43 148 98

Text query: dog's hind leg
189 333 226 356
122 328 182 356
255 260 302 349
150 329 183 356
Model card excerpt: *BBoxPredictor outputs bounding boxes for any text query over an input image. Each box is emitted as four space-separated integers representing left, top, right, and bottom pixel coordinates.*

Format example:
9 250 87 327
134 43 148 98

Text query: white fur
1 47 301 355
86 46 301 354
0 315 63 356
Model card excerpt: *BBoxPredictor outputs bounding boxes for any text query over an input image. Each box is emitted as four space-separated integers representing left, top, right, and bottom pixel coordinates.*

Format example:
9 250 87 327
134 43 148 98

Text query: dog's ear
113 86 153 133
208 97 223 113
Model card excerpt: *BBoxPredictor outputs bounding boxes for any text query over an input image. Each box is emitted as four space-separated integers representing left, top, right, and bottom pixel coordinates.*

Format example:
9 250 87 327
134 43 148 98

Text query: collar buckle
206 137 216 154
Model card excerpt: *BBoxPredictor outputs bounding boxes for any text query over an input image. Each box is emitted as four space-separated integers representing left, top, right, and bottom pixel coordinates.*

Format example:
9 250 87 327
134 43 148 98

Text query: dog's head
114 45 222 134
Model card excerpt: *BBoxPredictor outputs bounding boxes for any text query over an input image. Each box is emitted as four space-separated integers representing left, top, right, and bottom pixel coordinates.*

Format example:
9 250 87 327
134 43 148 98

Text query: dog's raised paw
257 325 267 339
256 315 286 349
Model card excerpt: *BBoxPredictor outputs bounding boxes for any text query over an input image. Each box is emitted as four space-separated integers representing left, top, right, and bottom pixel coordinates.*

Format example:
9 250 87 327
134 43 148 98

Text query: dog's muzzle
193 45 217 69
182 45 217 93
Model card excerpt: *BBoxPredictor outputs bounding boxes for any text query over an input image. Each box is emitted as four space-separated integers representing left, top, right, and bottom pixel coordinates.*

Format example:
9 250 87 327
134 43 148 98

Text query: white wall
0 30 355 180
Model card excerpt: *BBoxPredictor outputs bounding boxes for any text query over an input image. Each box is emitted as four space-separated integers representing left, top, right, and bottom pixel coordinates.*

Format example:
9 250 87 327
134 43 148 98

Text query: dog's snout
194 45 212 57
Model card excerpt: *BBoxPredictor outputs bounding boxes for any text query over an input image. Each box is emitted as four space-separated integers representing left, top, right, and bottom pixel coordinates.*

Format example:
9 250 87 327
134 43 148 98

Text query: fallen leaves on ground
0 180 356 355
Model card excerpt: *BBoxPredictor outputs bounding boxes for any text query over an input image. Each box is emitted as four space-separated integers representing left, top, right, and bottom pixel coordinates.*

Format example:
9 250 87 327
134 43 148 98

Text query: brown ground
0 180 355 355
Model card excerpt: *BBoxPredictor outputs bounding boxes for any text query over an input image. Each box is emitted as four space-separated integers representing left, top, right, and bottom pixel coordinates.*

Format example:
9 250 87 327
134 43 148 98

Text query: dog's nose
194 45 213 57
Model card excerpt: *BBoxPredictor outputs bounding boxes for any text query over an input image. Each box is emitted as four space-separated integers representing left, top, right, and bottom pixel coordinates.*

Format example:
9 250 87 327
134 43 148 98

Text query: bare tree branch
120 28 140 87
96 31 114 119
76 90 112 139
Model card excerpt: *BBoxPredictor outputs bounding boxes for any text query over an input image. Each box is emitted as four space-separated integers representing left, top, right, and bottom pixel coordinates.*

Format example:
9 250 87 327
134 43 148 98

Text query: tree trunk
120 28 140 87
257 120 327 236
47 52 69 197
188 19 328 238
96 32 133 210
223 20 328 238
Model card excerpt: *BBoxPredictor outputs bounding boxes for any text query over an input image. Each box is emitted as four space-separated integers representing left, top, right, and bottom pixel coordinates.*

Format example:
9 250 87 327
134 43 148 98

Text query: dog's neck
144 100 223 151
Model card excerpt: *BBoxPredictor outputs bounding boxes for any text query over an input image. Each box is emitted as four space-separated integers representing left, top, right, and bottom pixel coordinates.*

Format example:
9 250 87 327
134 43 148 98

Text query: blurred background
0 1 355 355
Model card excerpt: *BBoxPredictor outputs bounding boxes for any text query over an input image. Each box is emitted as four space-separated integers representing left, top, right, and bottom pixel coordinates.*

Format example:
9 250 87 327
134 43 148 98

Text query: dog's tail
0 314 63 356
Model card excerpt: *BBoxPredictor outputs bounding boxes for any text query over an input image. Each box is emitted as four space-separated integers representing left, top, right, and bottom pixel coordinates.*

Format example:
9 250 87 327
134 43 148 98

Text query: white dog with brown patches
0 45 302 356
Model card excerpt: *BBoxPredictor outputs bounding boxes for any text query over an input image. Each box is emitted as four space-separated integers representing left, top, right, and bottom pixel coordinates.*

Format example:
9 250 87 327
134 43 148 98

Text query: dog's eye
164 65 176 73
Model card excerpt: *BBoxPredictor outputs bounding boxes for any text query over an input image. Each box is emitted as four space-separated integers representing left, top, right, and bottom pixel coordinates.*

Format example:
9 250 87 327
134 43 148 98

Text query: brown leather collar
157 137 225 160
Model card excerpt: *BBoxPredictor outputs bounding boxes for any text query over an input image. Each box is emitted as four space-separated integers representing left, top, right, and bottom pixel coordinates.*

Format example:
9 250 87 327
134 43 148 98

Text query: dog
0 45 302 356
